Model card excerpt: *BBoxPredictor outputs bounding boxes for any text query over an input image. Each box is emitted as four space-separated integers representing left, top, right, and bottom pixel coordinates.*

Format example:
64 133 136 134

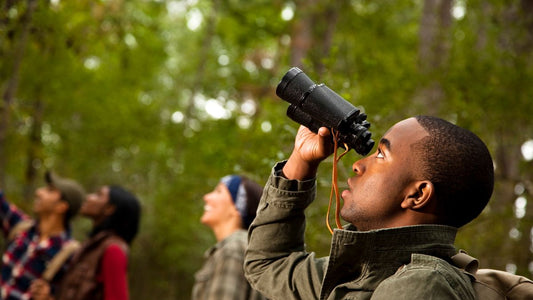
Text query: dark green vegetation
1 1 533 299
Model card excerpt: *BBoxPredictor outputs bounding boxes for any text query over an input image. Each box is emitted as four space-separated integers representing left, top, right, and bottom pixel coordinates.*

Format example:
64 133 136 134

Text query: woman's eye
377 149 384 158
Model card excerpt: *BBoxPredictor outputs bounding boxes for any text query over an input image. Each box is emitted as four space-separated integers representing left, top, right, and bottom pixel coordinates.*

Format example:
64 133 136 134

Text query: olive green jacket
244 162 475 300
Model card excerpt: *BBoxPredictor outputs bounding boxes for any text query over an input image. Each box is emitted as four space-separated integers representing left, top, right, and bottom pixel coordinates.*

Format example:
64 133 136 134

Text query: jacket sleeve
0 191 30 238
101 244 129 300
244 161 328 300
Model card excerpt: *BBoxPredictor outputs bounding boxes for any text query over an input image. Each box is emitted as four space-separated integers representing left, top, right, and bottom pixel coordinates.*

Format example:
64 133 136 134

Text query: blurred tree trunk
289 0 316 68
184 0 219 128
415 0 452 115
521 0 533 54
290 0 345 79
0 0 37 187
459 0 533 276
23 96 44 201
313 2 342 79
497 1 533 276
492 133 524 268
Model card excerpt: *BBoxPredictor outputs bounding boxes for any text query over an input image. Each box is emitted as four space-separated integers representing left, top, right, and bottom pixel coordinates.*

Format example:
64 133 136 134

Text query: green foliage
1 0 533 299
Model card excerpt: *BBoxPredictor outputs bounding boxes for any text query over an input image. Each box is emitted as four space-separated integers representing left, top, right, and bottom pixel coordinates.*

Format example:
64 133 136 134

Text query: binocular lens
276 67 375 156
276 67 315 105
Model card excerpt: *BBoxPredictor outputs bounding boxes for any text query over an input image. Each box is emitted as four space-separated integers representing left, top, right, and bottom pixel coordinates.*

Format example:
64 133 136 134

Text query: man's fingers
317 127 330 137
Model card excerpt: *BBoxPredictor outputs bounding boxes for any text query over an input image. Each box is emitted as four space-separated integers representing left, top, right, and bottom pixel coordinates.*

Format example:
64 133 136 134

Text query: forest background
1 0 533 299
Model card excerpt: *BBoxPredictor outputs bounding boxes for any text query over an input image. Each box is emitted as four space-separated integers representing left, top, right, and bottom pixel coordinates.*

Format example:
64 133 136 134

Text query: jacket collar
320 224 458 299
332 224 457 261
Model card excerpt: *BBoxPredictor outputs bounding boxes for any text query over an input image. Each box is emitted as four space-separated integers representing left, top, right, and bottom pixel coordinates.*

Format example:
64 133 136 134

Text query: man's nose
352 158 366 175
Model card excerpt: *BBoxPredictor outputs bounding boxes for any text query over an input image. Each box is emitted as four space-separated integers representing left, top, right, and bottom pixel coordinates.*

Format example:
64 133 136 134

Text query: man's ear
401 180 434 210
55 201 69 214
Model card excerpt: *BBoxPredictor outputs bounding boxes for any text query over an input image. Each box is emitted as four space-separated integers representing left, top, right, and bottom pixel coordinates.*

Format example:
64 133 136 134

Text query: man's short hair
413 115 494 227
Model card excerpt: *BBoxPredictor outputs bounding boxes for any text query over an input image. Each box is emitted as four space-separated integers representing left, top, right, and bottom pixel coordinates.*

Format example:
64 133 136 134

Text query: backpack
451 250 533 299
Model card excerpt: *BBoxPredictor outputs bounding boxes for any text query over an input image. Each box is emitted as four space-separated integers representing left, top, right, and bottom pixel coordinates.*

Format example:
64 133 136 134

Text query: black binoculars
276 67 375 156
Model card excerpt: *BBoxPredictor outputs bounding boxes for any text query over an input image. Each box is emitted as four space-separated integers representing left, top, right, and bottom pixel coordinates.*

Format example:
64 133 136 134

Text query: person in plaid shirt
0 171 85 300
191 175 267 300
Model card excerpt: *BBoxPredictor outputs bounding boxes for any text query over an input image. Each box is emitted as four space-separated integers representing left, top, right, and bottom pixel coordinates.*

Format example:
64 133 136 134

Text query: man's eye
377 149 384 158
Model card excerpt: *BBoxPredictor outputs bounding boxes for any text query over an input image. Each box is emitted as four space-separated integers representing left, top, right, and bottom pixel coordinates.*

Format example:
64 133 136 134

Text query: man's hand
29 279 53 300
283 126 334 180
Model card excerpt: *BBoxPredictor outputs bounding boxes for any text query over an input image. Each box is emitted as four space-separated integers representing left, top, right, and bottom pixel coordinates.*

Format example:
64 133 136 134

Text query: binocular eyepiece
276 67 375 156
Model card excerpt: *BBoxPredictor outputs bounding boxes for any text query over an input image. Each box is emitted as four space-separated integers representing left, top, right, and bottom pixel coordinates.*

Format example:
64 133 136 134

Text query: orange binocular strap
326 129 350 234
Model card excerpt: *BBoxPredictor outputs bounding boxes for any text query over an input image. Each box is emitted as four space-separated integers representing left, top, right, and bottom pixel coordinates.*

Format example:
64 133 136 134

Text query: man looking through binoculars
244 116 494 300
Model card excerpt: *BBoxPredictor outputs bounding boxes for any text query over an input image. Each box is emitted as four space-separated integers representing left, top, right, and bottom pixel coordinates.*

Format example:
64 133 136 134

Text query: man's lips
342 179 354 200
341 189 350 200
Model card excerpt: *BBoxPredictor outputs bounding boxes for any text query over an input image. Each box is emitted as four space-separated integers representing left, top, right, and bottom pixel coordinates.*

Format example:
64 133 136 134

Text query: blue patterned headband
220 175 249 228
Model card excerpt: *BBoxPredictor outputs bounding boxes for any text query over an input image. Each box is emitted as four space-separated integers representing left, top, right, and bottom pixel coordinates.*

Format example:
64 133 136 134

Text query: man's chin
339 205 357 224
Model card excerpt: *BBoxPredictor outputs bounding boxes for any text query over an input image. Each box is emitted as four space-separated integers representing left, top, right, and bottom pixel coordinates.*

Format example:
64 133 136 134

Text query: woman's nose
202 193 211 202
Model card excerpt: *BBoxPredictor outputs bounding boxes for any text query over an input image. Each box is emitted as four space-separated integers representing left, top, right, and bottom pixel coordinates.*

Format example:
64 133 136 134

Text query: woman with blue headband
192 175 266 300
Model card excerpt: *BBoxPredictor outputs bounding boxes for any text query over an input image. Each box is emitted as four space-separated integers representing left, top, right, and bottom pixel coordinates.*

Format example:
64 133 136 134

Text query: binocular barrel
276 67 375 156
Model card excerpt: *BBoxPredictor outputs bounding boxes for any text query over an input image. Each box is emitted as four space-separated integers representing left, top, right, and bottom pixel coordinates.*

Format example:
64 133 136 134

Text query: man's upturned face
33 185 63 215
341 117 429 231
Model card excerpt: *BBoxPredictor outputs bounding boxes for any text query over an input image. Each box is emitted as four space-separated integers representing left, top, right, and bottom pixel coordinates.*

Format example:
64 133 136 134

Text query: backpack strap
451 250 479 275
7 219 34 241
8 220 80 281
42 240 81 281
452 250 533 299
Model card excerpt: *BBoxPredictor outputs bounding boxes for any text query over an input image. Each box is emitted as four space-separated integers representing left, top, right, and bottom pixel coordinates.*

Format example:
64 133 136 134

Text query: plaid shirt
192 229 267 300
0 191 72 300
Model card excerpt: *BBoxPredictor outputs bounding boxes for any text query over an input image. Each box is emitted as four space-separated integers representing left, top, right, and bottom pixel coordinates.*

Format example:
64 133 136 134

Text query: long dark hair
91 185 141 244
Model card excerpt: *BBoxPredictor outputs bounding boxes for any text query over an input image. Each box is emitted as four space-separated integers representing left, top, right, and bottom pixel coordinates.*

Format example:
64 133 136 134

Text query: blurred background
1 0 532 299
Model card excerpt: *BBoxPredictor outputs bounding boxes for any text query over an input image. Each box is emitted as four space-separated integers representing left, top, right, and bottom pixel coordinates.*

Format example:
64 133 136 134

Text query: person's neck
212 222 241 242
38 214 66 240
